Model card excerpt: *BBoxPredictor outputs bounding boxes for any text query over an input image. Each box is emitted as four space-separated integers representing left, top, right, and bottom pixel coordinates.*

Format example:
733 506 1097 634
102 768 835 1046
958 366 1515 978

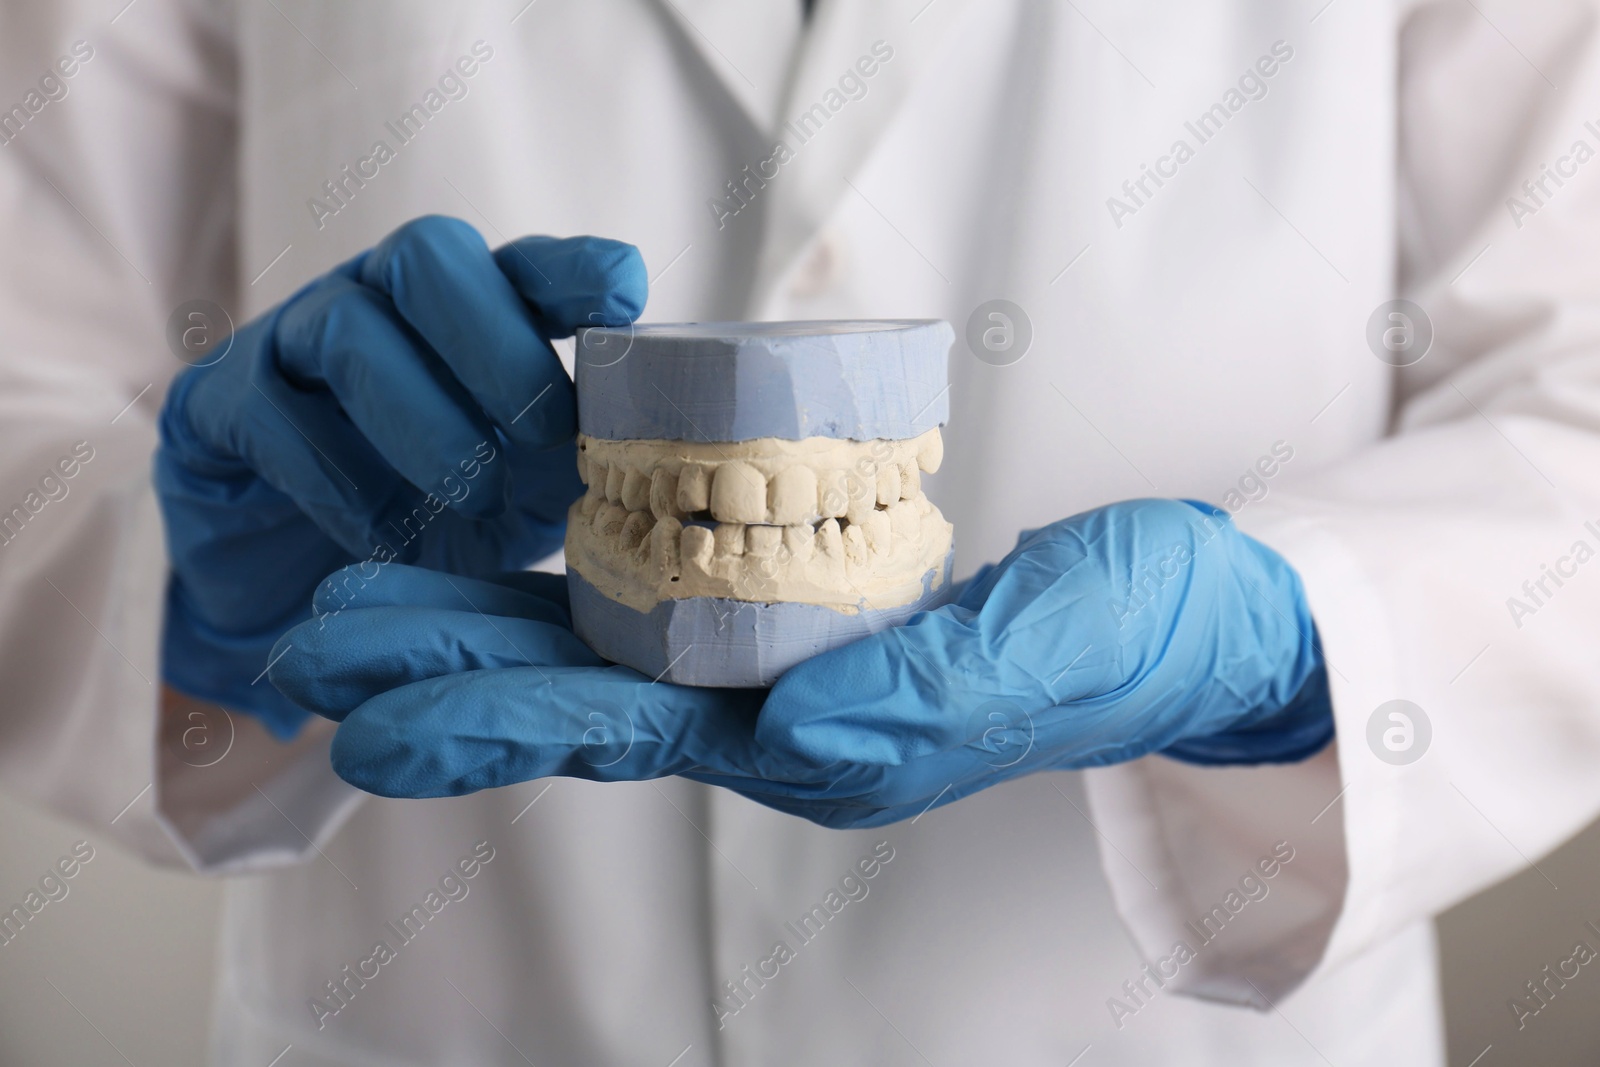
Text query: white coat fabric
3 0 1598 1063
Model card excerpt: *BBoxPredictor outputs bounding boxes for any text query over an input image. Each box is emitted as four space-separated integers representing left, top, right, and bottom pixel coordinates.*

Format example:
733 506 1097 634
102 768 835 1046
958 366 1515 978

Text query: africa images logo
706 41 895 230
1105 841 1296 1029
309 841 497 1029
307 42 495 230
711 841 896 1030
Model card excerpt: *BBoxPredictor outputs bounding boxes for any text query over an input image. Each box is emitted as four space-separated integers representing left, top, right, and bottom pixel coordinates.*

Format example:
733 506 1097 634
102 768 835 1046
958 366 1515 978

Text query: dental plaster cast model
565 320 955 686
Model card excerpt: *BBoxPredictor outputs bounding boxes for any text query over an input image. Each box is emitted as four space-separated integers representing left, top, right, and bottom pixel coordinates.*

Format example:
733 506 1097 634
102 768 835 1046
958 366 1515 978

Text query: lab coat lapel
748 0 978 308
650 0 802 135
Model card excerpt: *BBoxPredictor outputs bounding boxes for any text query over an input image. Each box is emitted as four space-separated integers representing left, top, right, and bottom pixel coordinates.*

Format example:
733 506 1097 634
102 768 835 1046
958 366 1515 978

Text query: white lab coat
2 0 1598 1062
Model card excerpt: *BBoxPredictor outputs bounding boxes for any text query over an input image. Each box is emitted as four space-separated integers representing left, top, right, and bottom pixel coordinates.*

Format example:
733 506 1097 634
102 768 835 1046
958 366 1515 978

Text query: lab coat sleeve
1083 2 1600 1007
0 0 362 874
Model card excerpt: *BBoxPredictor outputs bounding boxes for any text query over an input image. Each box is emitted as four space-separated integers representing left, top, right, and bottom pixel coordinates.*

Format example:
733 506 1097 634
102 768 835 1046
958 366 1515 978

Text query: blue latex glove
268 564 792 795
268 500 1333 826
156 216 646 738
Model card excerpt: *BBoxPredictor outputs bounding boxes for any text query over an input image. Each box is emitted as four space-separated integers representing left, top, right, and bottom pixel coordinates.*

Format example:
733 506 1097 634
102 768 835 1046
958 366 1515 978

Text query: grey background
0 787 1595 1066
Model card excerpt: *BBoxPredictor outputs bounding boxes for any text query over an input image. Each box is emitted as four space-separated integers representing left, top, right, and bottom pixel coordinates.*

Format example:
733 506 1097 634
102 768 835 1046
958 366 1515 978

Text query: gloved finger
358 216 578 448
491 436 586 526
757 522 1134 767
398 483 579 576
276 275 509 518
185 368 420 559
329 665 776 798
493 234 647 338
695 750 1003 829
712 784 940 831
754 606 1001 767
760 640 1126 771
309 562 571 623
269 606 603 720
678 759 888 805
693 733 1014 811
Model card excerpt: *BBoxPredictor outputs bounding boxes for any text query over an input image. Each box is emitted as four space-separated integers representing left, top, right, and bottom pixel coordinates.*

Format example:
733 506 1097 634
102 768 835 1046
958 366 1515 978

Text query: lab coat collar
650 0 804 136
747 0 978 309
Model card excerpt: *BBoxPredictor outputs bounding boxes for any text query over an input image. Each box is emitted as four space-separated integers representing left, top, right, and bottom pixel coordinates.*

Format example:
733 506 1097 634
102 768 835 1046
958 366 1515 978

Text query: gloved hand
267 563 789 796
156 216 645 738
268 500 1333 827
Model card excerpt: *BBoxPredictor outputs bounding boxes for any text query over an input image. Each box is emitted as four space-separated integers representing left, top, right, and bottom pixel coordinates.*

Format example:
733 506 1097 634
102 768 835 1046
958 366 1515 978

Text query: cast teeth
768 466 818 525
842 523 868 564
570 428 951 607
579 463 606 519
783 523 815 562
860 510 891 554
713 522 745 558
844 476 876 526
677 463 711 513
876 465 900 507
650 516 681 578
621 469 651 513
593 501 627 538
682 524 714 575
620 510 653 553
818 470 850 518
887 499 919 540
649 468 679 519
900 462 921 499
711 463 767 524
746 525 782 558
816 517 844 558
